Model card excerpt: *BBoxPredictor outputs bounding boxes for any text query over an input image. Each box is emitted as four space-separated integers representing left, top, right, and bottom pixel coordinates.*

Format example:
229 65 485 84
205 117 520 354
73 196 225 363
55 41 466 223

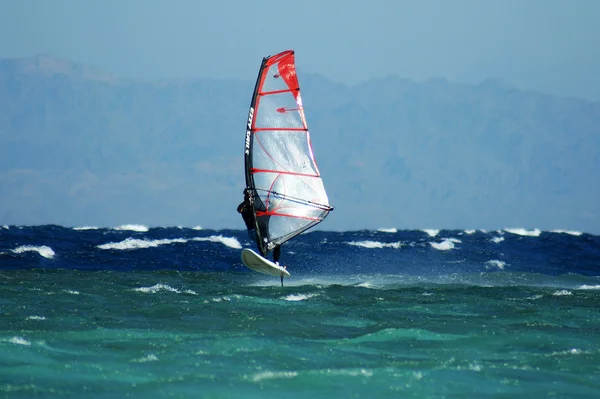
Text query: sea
1 224 599 398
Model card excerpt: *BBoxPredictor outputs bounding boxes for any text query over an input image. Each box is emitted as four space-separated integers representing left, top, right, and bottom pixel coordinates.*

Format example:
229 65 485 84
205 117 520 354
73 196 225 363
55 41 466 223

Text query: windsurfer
237 189 263 255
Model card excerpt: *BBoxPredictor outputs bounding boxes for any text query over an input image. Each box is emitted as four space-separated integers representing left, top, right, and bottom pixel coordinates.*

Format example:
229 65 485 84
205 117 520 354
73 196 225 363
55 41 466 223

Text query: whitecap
447 238 462 244
485 260 506 270
430 240 455 250
113 224 149 232
423 229 439 237
377 228 397 233
8 337 31 346
192 235 242 249
346 240 403 249
356 282 376 289
64 290 80 295
464 230 476 235
26 316 46 321
577 285 600 290
73 226 99 231
12 245 55 259
192 226 203 230
551 230 583 236
552 290 572 296
491 236 505 243
283 293 317 301
504 228 541 237
97 237 187 250
132 354 159 363
250 371 298 382
133 284 180 294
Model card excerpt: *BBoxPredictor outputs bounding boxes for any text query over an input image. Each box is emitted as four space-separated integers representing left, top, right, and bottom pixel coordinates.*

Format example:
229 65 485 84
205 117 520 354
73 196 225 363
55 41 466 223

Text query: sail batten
244 50 332 254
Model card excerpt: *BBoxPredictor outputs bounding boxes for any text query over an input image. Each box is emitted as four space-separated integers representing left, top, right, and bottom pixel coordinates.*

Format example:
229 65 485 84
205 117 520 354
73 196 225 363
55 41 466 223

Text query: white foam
377 228 397 233
464 230 476 235
113 224 149 232
430 240 455 250
491 236 505 243
12 245 55 259
527 294 543 300
485 260 506 270
132 284 197 296
447 238 462 244
73 226 99 230
423 229 439 237
192 226 203 230
192 235 241 249
8 337 31 346
577 285 600 290
552 290 572 296
97 237 187 250
64 290 80 295
283 293 318 301
132 354 159 363
133 284 180 294
548 348 585 357
346 240 403 249
504 228 541 237
356 282 376 289
2 225 9 229
250 371 298 382
551 230 583 236
26 316 46 321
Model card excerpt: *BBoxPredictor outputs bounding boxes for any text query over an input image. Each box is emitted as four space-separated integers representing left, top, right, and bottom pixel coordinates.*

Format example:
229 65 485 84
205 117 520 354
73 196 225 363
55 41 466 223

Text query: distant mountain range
1 55 599 233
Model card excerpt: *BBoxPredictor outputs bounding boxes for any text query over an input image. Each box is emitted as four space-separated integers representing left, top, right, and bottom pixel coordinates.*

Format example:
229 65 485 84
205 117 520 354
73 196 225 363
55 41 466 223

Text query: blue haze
0 1 599 232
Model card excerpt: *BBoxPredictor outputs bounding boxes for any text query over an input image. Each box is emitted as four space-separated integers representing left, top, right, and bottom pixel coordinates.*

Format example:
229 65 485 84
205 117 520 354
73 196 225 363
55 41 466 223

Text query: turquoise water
2 269 599 398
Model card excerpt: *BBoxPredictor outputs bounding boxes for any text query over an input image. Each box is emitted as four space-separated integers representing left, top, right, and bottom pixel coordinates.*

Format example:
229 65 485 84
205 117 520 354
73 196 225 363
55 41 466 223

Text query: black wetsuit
237 200 254 231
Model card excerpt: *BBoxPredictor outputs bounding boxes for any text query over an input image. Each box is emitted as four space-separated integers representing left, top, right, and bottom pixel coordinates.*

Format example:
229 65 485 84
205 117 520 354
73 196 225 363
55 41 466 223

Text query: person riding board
237 189 286 285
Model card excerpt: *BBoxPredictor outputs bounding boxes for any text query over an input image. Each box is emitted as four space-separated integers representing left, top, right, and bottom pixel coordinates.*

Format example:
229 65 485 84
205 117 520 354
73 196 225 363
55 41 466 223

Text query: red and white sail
244 50 332 254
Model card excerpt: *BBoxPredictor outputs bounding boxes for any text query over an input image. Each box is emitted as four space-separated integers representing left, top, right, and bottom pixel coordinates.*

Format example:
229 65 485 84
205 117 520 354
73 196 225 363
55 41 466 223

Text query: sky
1 0 599 100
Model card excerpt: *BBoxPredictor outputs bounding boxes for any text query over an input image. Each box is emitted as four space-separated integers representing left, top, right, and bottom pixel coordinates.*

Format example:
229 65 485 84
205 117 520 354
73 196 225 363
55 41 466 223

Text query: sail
244 50 333 255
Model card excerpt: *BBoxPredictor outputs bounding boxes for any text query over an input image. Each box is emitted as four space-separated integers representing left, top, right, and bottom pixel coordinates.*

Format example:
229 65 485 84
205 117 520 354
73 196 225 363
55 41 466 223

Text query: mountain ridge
1 55 598 233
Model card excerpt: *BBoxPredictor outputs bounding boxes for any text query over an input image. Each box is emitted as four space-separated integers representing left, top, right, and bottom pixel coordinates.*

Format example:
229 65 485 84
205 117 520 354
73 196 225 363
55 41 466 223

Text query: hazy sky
1 0 599 99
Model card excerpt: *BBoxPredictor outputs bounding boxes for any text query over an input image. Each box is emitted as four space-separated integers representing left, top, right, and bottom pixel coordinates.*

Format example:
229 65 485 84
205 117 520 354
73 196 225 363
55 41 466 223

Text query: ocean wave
577 285 600 290
133 283 197 295
377 228 397 233
504 228 541 237
98 234 241 251
491 236 505 243
7 337 31 346
346 240 403 249
132 354 159 363
423 229 439 237
26 316 46 321
97 237 187 250
73 226 99 230
113 224 149 232
283 293 318 301
430 240 455 250
250 370 298 383
12 245 55 259
192 235 241 249
551 229 583 236
485 260 506 270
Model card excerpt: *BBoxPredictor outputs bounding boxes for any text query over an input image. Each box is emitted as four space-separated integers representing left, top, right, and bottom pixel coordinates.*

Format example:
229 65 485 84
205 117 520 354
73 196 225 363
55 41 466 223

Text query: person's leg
273 245 281 264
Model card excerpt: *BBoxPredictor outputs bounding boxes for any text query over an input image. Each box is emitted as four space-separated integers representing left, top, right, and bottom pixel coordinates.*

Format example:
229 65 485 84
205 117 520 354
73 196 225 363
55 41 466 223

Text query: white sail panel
244 50 332 252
